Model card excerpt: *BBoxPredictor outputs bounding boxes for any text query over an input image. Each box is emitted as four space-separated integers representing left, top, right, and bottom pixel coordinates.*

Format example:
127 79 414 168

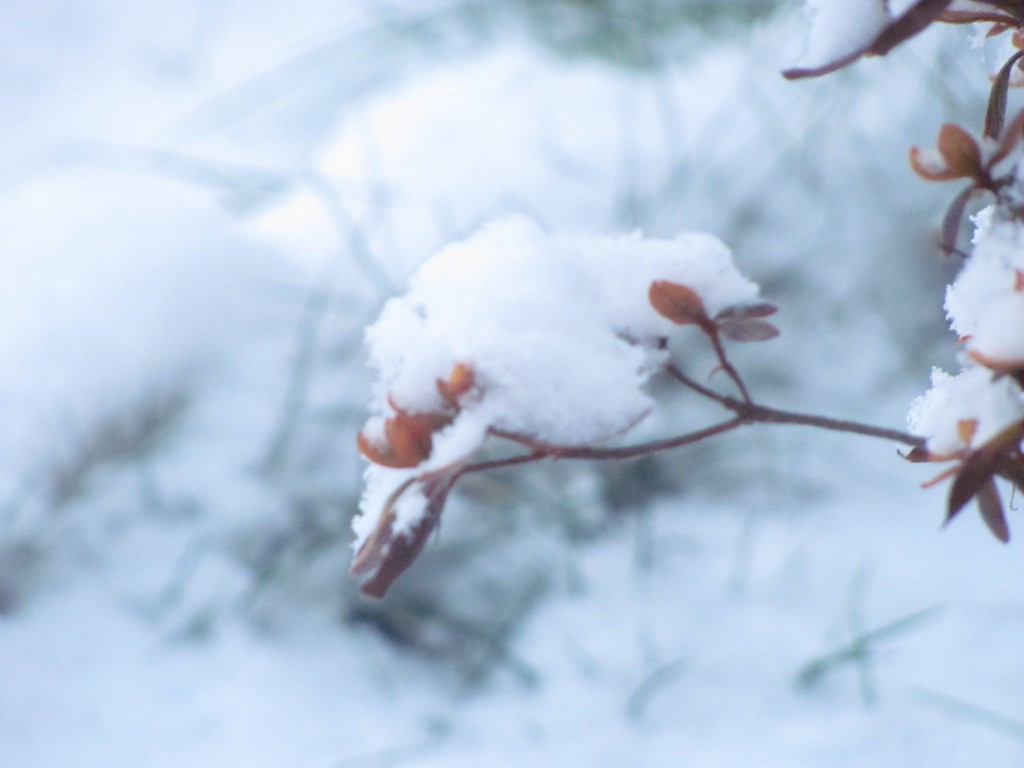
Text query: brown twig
667 364 923 447
704 324 753 404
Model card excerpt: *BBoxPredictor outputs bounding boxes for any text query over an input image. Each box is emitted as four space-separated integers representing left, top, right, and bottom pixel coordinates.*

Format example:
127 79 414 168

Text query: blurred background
1 1 1022 766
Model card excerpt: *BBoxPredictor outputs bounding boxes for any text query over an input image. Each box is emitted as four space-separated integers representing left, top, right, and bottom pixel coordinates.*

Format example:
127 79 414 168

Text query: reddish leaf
870 0 955 57
385 409 450 467
350 477 417 576
936 124 983 178
357 474 458 597
967 348 1024 375
715 302 778 321
985 52 1024 139
938 10 1019 27
957 419 978 447
939 185 978 255
976 478 1010 543
947 421 1024 525
357 430 408 469
783 0 988 80
900 445 934 463
991 107 1024 166
782 47 867 80
717 318 780 343
909 147 965 181
436 362 475 407
649 281 710 326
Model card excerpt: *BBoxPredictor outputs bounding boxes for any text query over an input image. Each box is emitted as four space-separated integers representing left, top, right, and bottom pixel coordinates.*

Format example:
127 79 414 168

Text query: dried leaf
947 421 1024 524
782 47 868 80
385 409 450 467
900 445 933 463
648 281 710 326
357 431 411 470
957 418 978 447
991 107 1024 166
976 478 1010 542
939 185 978 255
909 147 963 181
783 0 977 81
437 362 475 407
717 318 780 342
984 51 1024 140
350 477 416 576
357 474 457 597
870 0 955 57
936 124 983 178
940 11 1018 25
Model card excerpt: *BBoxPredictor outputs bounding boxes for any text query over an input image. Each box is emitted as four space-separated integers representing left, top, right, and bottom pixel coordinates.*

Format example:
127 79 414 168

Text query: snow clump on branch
909 202 1024 459
906 198 1024 541
351 215 765 595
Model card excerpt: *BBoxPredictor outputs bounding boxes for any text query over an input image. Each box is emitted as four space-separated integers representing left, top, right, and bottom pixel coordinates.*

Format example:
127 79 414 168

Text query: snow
946 204 1024 365
1 2 1022 767
907 367 1024 456
907 190 1024 458
354 216 762 549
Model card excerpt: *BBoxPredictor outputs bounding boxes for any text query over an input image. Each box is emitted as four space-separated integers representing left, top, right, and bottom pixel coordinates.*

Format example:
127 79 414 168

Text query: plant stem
488 418 746 462
667 365 924 447
705 325 753 404
454 364 923 485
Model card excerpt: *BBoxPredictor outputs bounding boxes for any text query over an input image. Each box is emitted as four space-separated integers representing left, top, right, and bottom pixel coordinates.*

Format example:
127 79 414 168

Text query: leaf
939 185 978 255
900 445 933 463
957 419 978 447
648 281 710 326
909 147 964 181
357 474 458 598
946 421 1024 526
984 51 1024 140
350 477 417 576
436 362 475 407
782 47 868 80
715 302 778 321
783 0 963 81
991 107 1024 167
385 409 450 467
938 9 1020 26
356 430 407 469
936 124 983 179
717 318 780 342
975 478 1010 543
869 0 955 57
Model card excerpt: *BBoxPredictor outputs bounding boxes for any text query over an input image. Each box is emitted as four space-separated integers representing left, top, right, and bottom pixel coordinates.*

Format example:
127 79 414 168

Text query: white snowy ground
0 2 1022 766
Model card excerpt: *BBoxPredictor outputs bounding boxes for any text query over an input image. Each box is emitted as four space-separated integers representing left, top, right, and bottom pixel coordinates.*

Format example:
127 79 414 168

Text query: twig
486 418 746 463
667 364 923 448
705 325 753 404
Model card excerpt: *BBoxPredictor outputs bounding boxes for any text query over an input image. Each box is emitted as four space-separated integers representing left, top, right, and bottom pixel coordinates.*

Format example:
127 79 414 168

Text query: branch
667 364 924 448
486 418 746 463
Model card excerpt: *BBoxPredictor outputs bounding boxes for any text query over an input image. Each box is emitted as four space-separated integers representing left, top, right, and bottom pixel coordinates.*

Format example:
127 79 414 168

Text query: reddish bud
956 418 978 447
357 401 454 469
437 362 475 407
